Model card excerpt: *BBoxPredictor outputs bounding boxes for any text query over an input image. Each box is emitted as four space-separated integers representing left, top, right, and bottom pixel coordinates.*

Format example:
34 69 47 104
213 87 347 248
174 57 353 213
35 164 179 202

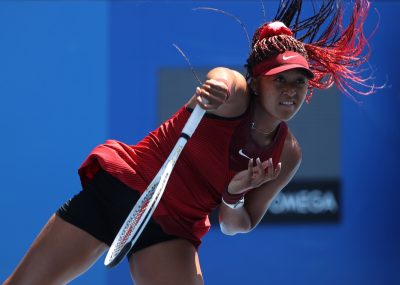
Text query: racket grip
181 105 206 137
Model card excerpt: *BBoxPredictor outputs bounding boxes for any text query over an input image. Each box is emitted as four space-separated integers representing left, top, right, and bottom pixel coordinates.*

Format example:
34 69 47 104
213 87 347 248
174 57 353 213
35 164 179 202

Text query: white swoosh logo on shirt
282 55 298 61
238 149 251 160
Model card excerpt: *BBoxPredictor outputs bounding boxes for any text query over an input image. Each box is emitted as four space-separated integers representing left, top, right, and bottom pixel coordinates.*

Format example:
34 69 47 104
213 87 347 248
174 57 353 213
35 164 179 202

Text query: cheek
298 86 308 99
259 90 278 105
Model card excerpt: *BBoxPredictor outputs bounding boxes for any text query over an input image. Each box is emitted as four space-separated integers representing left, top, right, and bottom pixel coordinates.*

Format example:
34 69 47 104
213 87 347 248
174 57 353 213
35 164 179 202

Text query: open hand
227 158 281 195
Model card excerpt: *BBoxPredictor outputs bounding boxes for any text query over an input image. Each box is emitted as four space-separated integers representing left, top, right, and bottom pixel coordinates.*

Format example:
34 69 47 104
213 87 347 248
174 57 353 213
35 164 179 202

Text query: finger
247 158 254 180
273 162 282 178
195 86 201 96
251 159 266 184
254 157 265 177
204 80 229 101
261 160 269 170
196 95 213 110
202 81 225 94
206 79 228 91
267 158 274 177
196 91 207 107
247 158 253 177
199 87 225 106
207 89 228 104
196 87 217 109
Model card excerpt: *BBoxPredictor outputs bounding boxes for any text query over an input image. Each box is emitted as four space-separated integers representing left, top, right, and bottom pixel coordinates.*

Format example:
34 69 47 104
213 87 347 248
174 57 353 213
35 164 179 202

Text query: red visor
252 51 314 79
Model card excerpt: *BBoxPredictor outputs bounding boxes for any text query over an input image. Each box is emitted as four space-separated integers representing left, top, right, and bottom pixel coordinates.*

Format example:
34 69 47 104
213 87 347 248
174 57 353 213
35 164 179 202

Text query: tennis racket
104 104 206 268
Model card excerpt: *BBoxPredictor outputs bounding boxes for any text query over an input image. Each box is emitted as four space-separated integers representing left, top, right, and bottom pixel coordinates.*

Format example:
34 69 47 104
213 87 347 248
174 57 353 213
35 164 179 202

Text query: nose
282 85 296 96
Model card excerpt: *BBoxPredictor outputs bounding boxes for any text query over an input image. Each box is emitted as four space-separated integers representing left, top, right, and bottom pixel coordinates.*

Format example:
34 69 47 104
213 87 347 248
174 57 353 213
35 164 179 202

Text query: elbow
220 224 237 236
219 222 252 236
218 206 254 235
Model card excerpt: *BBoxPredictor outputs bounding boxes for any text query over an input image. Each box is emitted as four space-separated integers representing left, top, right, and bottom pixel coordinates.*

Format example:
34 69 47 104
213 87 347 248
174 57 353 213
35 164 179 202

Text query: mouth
279 101 295 106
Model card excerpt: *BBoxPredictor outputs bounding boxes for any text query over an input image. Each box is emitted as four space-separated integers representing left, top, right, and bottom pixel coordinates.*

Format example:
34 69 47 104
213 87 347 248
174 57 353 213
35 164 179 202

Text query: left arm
219 133 302 235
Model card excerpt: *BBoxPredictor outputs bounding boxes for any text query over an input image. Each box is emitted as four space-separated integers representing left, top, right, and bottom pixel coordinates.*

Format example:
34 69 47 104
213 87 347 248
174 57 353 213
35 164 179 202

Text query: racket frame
104 105 205 268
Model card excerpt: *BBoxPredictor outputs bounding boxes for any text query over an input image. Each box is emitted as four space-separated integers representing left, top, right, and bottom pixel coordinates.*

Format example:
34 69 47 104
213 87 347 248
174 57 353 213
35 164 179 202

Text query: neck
251 100 281 139
251 122 277 136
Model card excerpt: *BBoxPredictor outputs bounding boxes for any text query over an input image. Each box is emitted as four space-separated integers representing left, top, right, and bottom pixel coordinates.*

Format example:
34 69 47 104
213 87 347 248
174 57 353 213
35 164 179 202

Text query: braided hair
245 0 374 101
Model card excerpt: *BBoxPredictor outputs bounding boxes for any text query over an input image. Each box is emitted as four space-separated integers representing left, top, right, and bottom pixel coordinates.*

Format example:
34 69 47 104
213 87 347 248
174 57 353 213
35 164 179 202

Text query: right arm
186 67 249 118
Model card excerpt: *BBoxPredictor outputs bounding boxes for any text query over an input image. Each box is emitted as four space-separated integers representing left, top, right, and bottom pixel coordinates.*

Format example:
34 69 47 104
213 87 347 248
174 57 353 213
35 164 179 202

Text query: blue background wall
1 1 399 285
0 2 108 284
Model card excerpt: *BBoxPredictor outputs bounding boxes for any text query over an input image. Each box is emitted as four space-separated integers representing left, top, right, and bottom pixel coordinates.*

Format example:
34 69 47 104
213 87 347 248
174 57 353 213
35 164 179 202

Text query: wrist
222 189 245 209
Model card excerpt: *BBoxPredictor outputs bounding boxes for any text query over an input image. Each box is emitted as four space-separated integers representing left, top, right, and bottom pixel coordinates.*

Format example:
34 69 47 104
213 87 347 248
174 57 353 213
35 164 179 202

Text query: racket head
103 103 205 268
105 241 132 268
104 160 175 268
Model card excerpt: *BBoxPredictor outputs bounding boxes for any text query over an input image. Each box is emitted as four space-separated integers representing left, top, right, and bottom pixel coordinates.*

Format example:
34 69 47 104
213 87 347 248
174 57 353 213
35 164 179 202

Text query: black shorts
56 169 178 259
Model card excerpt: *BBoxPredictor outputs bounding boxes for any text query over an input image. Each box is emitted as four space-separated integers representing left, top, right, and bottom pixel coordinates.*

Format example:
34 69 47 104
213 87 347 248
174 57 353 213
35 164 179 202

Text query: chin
277 108 300 121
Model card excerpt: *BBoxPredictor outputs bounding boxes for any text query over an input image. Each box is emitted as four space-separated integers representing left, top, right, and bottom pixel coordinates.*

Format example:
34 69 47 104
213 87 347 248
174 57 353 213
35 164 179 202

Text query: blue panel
107 1 400 284
108 1 252 144
341 2 400 284
0 2 108 284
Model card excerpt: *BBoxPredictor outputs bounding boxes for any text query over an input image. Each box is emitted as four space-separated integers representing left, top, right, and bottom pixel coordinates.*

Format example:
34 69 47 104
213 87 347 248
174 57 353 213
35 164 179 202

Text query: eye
296 77 308 85
274 75 285 83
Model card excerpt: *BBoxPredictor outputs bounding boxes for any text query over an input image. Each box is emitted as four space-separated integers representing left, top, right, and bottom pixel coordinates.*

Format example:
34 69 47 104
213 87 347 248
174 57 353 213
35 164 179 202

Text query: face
252 69 309 121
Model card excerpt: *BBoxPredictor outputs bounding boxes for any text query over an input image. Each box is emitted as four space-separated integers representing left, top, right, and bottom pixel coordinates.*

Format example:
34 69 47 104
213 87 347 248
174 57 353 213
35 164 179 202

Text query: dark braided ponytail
246 0 376 101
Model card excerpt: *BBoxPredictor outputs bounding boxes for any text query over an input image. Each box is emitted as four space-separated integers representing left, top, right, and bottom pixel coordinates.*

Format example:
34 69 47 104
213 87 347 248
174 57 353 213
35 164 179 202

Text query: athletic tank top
78 104 288 248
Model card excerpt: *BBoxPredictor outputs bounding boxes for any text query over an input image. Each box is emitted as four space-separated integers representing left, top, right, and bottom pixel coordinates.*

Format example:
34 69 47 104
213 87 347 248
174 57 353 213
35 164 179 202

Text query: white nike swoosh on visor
238 149 251 160
282 55 299 60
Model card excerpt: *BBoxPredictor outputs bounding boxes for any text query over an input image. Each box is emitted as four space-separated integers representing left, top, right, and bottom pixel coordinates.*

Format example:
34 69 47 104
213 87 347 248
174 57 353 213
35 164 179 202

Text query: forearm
218 203 253 236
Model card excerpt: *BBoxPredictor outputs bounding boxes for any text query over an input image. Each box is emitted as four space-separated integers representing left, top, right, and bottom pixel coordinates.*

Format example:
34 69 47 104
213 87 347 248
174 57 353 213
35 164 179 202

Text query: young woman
4 0 375 284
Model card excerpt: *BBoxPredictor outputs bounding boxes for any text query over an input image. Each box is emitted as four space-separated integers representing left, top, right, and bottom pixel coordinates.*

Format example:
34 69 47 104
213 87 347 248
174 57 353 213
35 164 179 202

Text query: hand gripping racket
104 104 206 268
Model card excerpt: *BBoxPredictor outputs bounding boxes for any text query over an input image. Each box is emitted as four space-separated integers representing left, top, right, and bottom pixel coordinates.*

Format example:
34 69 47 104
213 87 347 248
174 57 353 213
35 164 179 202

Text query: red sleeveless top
78 105 288 248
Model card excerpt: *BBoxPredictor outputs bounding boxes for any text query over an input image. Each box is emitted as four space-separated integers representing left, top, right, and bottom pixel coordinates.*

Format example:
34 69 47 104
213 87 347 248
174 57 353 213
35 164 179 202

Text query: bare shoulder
205 67 249 117
280 128 302 174
207 67 246 84
206 67 247 95
186 66 248 117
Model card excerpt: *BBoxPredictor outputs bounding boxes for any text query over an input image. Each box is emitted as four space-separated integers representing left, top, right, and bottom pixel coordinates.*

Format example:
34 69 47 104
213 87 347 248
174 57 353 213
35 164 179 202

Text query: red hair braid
305 0 374 101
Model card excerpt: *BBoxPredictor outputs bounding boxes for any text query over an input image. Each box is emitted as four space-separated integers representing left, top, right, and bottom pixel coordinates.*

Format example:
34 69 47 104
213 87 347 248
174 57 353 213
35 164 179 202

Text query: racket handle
181 105 206 138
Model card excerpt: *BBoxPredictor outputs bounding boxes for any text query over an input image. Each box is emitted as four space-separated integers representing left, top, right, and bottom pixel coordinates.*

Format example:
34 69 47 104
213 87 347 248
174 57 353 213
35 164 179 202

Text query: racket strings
111 191 154 258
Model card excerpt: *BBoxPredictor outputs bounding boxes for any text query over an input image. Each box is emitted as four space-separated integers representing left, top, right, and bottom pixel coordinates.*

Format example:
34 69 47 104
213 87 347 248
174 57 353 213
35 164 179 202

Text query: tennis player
4 0 375 284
